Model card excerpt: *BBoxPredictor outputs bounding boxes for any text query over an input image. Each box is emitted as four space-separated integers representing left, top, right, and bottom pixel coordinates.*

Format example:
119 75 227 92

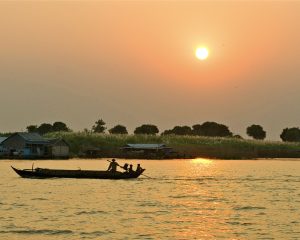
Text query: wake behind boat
11 165 145 179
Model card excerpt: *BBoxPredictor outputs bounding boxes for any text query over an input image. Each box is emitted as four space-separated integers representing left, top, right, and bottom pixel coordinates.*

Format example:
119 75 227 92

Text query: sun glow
191 158 213 165
195 47 209 60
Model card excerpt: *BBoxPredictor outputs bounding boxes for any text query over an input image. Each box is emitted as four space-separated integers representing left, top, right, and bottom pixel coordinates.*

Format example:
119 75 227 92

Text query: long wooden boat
11 166 145 179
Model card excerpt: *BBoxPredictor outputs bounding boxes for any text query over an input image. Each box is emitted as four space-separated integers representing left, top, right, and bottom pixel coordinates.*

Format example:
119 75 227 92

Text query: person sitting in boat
107 159 119 172
128 164 133 173
136 164 144 173
123 163 129 172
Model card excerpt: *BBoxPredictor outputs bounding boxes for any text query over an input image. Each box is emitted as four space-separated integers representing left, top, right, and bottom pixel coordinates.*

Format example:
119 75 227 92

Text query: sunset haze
1 1 300 139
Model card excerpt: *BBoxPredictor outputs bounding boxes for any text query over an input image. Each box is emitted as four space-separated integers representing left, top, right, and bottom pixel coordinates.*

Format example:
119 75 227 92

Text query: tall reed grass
46 132 300 159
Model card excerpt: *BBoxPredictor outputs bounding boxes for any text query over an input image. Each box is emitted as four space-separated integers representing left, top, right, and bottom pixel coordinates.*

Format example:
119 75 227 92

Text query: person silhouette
107 159 119 172
123 163 129 172
136 164 144 173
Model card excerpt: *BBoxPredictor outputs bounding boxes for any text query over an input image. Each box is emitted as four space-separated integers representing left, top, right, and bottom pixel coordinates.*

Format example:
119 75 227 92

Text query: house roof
1 133 69 146
1 132 49 145
47 138 60 144
17 132 49 143
123 143 170 150
46 138 69 147
0 137 7 144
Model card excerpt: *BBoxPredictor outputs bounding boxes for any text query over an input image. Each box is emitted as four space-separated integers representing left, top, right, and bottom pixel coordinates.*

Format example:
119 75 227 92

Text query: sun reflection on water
191 158 213 165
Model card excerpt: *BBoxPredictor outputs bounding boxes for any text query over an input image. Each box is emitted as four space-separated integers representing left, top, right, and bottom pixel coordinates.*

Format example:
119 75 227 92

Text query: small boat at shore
11 166 145 179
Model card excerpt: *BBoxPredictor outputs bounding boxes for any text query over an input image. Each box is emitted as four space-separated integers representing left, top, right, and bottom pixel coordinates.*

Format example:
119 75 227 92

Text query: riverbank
45 132 300 159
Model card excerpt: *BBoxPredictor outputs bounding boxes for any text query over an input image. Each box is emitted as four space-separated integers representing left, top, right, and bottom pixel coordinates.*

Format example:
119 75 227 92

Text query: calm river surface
1 159 300 240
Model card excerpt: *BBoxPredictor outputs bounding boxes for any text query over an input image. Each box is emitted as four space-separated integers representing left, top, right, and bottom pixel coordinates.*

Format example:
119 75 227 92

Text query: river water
0 159 300 240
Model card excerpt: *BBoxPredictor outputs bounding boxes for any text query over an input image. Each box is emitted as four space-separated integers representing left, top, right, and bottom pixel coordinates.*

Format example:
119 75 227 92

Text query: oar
106 159 152 179
140 173 152 179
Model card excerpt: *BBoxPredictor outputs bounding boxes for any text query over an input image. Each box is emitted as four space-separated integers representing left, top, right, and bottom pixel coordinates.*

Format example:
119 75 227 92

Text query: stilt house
0 133 69 158
1 133 49 158
121 143 174 158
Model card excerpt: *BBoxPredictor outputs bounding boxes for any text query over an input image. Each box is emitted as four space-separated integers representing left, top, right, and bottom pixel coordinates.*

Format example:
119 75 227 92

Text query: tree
109 125 128 134
233 134 243 139
246 124 266 140
192 122 232 137
53 121 70 132
83 128 91 134
27 125 38 133
134 124 159 135
280 127 300 142
92 119 106 133
37 123 53 135
162 126 192 135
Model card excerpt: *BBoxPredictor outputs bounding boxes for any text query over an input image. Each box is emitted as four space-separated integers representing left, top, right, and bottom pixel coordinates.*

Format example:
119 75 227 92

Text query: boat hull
11 166 144 179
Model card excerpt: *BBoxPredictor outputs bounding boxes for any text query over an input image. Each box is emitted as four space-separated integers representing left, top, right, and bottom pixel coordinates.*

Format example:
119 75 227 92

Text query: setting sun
195 47 209 60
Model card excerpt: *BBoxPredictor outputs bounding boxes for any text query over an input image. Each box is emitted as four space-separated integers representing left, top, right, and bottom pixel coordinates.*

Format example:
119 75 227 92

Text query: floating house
0 137 8 156
121 143 174 159
0 133 69 159
47 138 70 158
1 133 49 158
79 147 102 158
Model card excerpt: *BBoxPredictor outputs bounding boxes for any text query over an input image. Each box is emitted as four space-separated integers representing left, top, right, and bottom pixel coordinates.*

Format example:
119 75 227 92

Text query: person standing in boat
107 159 119 172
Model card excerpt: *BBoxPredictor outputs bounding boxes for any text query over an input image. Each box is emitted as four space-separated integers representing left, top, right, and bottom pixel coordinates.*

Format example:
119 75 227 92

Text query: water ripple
233 206 267 210
75 210 107 215
79 230 109 236
0 229 73 235
31 197 48 201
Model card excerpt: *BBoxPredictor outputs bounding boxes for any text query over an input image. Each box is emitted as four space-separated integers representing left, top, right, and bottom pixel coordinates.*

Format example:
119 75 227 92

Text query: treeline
26 122 71 135
2 119 300 143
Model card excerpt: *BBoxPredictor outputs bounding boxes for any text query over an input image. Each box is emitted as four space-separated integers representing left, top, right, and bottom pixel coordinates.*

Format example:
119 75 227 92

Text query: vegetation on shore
2 118 300 159
2 118 300 143
45 132 300 159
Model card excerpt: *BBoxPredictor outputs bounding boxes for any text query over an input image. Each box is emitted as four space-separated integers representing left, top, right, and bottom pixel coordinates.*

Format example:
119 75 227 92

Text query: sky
0 1 300 140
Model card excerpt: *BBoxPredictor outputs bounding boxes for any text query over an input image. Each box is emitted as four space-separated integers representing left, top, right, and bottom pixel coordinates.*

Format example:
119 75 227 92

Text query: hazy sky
1 1 300 139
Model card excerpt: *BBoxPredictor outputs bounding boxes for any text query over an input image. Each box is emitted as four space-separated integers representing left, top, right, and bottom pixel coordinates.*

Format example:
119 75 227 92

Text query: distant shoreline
2 157 300 161
42 132 300 160
2 131 300 160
